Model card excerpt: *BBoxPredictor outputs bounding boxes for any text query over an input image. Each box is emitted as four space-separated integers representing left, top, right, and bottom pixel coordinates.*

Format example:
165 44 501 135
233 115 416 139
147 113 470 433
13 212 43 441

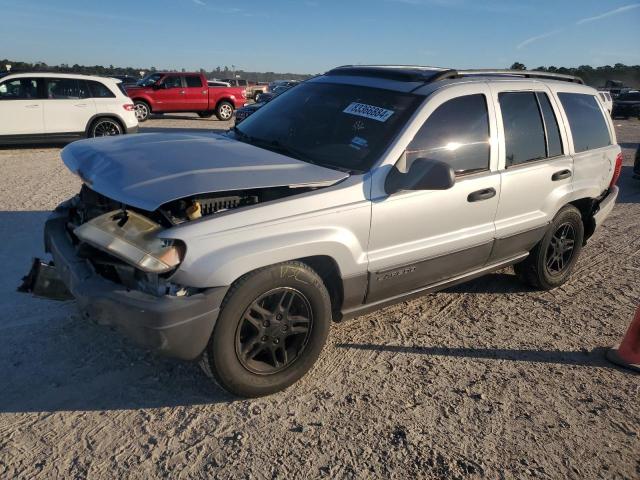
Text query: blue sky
1 0 639 73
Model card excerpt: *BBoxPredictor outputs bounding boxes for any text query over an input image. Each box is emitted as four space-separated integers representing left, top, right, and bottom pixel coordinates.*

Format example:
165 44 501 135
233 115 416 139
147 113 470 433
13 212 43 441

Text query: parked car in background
634 145 640 179
110 75 139 86
221 79 269 100
32 66 621 397
126 72 246 121
207 80 231 87
0 72 138 144
597 90 613 113
611 90 640 119
237 84 297 123
268 79 299 92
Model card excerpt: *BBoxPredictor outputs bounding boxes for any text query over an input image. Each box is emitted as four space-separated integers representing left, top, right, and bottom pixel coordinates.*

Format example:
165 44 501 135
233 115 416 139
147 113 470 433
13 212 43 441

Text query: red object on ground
606 304 640 372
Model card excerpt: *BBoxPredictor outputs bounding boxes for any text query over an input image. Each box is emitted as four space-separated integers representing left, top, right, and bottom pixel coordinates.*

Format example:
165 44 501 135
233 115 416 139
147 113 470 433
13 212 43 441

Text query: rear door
490 81 573 261
183 74 209 111
43 78 96 134
0 77 45 135
554 90 617 198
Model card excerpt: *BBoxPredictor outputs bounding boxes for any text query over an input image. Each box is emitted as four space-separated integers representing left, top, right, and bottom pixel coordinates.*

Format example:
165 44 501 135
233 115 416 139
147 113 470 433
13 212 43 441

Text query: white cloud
576 3 640 25
516 29 563 50
192 0 205 5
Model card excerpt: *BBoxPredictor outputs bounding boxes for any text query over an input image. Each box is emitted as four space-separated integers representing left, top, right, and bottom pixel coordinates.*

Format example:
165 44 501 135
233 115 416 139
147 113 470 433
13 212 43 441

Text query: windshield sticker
350 136 369 150
343 102 395 122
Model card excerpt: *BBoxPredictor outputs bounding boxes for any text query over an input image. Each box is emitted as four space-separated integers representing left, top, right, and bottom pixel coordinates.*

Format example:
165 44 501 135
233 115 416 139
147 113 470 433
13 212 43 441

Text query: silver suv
34 66 621 397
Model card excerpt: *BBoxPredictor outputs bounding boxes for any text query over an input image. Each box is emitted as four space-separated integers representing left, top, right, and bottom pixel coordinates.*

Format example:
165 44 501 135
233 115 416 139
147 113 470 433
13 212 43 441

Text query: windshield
137 73 162 87
232 82 420 173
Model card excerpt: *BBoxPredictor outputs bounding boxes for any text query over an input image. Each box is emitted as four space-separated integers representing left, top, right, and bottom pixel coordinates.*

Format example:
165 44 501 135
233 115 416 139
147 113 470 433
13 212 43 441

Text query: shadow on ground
618 166 640 204
337 343 619 369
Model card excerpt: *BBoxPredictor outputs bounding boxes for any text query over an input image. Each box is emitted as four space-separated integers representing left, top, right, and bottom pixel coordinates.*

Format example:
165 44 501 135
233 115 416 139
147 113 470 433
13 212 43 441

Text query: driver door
367 84 500 303
156 74 185 111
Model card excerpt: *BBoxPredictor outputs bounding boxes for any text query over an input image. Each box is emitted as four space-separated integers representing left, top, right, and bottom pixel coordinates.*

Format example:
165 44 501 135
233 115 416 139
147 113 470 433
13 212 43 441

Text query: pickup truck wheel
202 261 331 397
514 205 584 290
134 101 150 122
216 101 234 121
197 111 214 118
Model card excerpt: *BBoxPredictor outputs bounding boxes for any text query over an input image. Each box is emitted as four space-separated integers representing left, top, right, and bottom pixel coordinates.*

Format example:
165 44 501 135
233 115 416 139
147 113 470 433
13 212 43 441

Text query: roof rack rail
448 69 584 85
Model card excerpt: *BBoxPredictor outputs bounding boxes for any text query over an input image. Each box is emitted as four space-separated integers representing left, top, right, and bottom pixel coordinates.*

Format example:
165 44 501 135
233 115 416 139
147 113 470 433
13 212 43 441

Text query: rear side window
406 94 490 175
87 80 115 98
46 78 80 99
499 92 546 166
536 92 563 158
185 75 203 87
0 78 41 99
558 93 611 153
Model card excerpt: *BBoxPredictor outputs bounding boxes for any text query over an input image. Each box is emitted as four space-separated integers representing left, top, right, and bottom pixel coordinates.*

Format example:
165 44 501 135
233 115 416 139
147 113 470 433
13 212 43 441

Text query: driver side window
163 75 182 88
406 94 490 176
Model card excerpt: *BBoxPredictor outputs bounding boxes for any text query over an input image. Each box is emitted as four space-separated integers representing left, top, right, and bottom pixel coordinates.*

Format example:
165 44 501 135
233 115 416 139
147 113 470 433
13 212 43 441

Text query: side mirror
385 158 455 195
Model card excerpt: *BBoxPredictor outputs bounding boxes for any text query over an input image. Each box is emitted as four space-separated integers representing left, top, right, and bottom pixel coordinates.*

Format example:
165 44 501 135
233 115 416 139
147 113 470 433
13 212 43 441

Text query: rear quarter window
558 93 611 153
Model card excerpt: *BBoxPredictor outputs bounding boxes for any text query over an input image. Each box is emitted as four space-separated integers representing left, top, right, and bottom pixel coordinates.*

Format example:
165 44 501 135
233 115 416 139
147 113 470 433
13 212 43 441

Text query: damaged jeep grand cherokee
26 66 621 397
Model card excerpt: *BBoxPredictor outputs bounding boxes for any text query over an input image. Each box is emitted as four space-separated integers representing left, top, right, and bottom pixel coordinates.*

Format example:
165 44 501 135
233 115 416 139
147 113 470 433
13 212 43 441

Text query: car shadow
441 271 533 294
0 211 233 413
148 114 226 122
336 343 619 369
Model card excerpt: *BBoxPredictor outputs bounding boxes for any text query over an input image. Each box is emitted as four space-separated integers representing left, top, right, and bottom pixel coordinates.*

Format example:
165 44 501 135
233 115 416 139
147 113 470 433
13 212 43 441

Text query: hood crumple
62 132 348 211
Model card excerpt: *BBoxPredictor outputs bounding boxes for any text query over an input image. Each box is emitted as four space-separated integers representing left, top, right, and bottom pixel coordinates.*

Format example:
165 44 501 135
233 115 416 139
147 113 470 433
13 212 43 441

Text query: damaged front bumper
40 209 228 360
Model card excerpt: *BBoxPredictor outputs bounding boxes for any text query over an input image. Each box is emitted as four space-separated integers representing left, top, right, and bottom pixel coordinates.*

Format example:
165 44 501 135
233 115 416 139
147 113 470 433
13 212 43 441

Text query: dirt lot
1 115 639 479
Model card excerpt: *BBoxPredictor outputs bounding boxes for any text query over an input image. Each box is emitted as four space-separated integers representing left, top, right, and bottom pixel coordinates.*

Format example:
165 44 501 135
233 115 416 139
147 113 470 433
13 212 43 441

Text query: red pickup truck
126 72 246 122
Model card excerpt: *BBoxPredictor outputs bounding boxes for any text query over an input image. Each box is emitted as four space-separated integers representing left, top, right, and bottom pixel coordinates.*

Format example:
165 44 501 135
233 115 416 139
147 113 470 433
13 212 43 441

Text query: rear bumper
125 124 139 134
44 210 227 360
593 186 618 230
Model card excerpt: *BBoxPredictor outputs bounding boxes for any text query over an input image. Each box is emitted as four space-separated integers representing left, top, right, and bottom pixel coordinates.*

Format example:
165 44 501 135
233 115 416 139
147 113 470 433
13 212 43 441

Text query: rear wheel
514 205 584 290
90 117 122 137
201 261 331 397
133 101 150 122
215 101 234 121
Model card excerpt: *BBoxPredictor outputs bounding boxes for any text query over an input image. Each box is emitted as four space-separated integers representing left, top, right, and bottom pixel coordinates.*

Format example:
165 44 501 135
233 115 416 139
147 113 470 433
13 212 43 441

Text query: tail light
123 104 134 111
610 152 623 188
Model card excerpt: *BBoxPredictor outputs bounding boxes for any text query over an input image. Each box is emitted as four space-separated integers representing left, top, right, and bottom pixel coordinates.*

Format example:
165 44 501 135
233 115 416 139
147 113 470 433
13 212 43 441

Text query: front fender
169 226 368 288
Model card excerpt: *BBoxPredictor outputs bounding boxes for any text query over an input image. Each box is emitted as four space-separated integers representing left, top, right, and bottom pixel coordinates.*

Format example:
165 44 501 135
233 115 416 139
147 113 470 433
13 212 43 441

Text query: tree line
509 62 640 88
0 59 312 83
2 58 639 87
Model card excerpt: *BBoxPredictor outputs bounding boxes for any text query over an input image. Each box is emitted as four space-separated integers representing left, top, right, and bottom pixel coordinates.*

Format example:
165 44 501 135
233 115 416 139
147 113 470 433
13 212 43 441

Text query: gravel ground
1 115 639 479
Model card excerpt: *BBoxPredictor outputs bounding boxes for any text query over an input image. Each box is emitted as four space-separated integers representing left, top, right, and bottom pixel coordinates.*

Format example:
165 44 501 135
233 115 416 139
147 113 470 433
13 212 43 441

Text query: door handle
551 169 572 181
467 188 496 202
202 90 208 94
178 90 185 95
24 104 40 108
74 104 88 108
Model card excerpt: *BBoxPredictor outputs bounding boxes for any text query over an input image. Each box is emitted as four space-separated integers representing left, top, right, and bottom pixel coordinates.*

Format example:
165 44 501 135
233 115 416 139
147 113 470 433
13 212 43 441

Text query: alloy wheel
92 120 121 137
134 103 148 121
544 222 576 275
219 104 233 120
235 287 313 375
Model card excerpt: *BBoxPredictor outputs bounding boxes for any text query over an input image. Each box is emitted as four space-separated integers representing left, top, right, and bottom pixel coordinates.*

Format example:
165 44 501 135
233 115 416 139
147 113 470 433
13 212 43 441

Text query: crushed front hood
61 132 348 211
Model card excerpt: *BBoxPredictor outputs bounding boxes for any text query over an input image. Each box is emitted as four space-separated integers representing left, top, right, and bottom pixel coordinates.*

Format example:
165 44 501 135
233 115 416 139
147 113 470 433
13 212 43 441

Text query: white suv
0 72 138 144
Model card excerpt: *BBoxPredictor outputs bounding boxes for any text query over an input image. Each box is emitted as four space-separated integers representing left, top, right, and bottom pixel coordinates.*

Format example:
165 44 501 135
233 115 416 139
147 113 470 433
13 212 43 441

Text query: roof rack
447 69 584 85
325 66 584 85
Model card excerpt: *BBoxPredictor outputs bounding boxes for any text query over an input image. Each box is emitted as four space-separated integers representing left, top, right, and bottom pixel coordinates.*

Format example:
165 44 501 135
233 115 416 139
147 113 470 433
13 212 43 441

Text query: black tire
514 205 584 290
198 111 214 118
133 100 150 122
215 101 234 121
202 261 332 397
89 117 123 138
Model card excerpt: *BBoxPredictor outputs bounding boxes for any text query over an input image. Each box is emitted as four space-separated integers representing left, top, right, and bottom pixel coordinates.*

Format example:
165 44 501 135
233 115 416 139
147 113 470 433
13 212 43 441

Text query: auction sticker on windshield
343 102 395 122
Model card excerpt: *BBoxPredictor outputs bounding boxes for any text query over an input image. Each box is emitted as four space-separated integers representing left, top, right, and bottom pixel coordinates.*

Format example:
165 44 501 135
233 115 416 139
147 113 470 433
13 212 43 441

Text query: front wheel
90 117 123 137
201 261 332 397
514 205 584 290
133 101 150 122
215 101 234 121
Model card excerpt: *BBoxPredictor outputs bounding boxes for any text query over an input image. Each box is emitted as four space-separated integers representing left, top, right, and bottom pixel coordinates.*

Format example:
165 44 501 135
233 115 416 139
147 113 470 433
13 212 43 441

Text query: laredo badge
343 102 395 122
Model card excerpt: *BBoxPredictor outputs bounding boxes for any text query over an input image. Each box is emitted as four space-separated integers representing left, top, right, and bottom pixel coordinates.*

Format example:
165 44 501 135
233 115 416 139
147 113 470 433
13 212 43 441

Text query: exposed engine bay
62 184 318 296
